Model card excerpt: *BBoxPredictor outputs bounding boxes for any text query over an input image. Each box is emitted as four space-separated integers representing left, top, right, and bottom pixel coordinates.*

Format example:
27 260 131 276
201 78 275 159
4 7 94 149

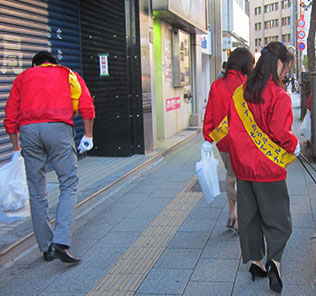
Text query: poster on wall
164 38 172 82
98 53 109 76
179 30 190 86
166 97 181 112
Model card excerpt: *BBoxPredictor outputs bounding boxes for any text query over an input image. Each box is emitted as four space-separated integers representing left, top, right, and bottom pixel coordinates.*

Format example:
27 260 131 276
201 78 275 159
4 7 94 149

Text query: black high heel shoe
266 260 283 293
249 263 267 281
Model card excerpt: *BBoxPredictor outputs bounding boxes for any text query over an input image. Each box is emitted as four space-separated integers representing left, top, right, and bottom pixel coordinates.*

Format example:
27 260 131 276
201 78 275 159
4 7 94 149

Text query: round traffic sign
298 42 306 51
297 30 306 39
297 19 305 27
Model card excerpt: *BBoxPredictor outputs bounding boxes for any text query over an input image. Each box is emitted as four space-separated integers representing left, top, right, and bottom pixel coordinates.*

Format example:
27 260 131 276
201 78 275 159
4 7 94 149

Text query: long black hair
223 47 255 78
244 42 294 104
32 51 58 66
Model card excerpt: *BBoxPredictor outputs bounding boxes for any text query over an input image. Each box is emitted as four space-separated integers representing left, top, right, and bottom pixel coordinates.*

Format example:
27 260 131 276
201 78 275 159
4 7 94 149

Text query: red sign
297 18 305 27
166 97 181 112
297 31 306 39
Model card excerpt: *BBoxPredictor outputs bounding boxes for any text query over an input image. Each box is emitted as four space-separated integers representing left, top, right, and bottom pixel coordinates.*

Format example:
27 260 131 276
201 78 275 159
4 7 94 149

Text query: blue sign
298 42 306 51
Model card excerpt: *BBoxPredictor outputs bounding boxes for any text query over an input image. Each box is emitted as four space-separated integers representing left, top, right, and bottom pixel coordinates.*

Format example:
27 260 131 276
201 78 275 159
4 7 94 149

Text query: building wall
159 21 192 139
209 0 223 80
249 0 293 54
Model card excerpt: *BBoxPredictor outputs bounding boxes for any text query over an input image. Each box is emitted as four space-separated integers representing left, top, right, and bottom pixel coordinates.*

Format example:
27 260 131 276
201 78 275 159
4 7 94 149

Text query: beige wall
160 21 191 139
249 0 292 54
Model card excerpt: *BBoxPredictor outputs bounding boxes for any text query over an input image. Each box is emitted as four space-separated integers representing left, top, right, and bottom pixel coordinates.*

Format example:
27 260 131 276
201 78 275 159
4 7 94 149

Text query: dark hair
223 47 255 78
222 61 227 69
32 51 58 66
244 42 294 103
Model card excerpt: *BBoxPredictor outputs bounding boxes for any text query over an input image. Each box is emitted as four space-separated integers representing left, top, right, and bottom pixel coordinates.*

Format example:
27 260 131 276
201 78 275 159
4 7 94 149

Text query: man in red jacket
4 51 95 263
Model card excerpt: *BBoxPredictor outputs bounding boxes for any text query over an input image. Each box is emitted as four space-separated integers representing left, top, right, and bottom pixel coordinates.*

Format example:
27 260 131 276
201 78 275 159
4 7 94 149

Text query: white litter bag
195 141 221 204
299 110 311 141
0 155 29 212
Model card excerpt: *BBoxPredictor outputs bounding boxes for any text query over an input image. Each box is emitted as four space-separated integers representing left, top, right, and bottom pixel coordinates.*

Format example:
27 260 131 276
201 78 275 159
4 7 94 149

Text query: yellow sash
39 63 82 116
209 116 229 143
233 85 296 168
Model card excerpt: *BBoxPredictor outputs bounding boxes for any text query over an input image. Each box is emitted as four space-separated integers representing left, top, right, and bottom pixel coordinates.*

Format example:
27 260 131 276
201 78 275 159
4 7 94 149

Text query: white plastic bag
195 141 221 204
0 154 29 212
300 110 311 141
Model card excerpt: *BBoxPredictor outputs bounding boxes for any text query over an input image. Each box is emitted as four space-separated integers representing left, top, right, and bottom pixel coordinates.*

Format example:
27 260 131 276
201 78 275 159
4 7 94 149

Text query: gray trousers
237 179 292 264
20 122 78 252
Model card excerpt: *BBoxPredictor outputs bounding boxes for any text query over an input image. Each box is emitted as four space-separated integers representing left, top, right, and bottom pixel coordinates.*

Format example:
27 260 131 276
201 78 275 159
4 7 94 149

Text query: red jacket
229 78 298 182
203 70 246 152
307 94 311 110
4 65 95 134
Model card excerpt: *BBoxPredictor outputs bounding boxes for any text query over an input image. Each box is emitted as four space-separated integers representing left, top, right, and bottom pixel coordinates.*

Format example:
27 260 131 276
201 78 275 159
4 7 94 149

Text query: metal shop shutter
0 0 81 166
80 0 144 157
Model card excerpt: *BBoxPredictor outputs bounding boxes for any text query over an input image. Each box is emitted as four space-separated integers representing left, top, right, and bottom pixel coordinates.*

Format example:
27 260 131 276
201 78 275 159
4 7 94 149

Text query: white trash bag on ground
299 110 311 141
0 154 29 213
195 141 221 204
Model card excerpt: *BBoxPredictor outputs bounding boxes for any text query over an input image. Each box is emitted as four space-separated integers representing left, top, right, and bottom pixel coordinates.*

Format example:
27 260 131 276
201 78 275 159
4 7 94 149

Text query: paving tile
291 214 314 228
208 223 239 241
110 217 153 232
281 284 316 296
184 281 233 296
201 240 241 259
44 267 105 293
136 268 193 295
178 218 216 232
96 231 141 248
232 271 275 296
167 231 210 249
78 246 126 269
191 258 239 282
154 248 202 269
72 223 110 240
290 203 312 215
187 207 222 220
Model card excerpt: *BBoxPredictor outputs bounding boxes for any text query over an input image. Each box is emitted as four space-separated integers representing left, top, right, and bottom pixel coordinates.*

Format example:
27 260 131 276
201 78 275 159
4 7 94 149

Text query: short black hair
32 51 58 66
224 47 255 78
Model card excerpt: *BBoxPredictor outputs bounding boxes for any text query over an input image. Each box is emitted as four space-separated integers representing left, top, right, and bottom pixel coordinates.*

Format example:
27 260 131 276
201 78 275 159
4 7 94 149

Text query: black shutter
80 0 144 157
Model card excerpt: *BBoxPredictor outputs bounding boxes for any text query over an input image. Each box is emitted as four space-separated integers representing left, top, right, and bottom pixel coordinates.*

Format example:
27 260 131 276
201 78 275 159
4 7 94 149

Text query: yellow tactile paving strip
87 178 203 296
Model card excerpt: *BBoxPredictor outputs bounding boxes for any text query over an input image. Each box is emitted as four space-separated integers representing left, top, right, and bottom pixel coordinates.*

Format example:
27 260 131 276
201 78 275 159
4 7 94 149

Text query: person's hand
11 150 21 161
294 142 300 157
78 135 93 153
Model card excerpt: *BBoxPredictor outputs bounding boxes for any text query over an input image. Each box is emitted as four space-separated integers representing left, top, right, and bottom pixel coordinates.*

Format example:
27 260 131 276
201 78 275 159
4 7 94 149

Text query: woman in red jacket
229 42 299 293
203 47 255 232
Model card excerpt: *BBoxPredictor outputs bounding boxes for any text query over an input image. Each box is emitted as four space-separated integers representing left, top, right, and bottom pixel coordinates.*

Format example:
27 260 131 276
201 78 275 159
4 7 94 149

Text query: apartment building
249 0 297 56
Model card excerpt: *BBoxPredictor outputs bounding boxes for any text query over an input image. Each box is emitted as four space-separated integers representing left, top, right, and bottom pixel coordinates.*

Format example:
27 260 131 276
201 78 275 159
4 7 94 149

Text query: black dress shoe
266 260 283 293
249 263 267 281
45 243 81 263
43 251 53 262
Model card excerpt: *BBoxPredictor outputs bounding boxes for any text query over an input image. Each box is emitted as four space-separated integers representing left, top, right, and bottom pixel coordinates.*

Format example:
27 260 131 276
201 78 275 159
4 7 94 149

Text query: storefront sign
98 53 109 76
168 0 207 33
166 97 181 112
201 31 212 55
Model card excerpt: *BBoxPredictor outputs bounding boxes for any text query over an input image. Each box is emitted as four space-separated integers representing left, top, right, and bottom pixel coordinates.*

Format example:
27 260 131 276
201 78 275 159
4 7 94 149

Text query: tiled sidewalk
0 128 200 254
